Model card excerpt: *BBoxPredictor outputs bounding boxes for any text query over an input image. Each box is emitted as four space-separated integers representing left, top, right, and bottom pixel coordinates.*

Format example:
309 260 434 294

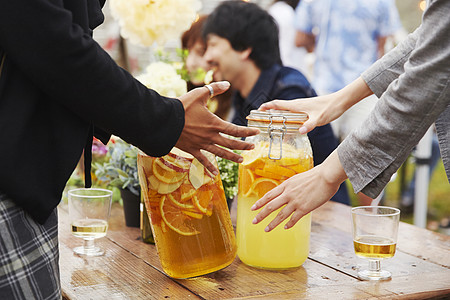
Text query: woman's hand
259 94 343 134
177 81 259 175
259 77 373 134
251 150 348 231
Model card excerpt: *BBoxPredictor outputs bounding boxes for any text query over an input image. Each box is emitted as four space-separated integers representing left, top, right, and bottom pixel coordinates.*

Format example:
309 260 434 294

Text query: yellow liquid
354 236 396 259
237 142 313 269
71 219 108 239
236 194 311 269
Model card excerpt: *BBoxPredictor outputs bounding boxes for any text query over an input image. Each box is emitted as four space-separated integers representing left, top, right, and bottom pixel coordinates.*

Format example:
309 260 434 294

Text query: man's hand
176 81 259 175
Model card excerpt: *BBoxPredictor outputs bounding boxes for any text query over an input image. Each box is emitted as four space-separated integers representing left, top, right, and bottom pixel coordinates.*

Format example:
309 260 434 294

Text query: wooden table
58 201 450 299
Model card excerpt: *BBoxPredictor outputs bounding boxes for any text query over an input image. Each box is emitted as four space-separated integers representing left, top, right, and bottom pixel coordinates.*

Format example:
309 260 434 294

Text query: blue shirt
232 64 350 204
295 0 401 93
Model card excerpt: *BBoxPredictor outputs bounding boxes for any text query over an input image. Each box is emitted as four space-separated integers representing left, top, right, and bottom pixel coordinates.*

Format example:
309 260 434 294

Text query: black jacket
0 0 185 224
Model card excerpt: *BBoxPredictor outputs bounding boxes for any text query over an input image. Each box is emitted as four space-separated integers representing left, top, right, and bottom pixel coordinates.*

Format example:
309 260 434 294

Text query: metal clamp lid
268 115 286 160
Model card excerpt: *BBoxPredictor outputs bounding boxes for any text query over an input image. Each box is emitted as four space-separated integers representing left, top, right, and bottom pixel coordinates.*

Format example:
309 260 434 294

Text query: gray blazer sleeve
361 27 420 97
337 0 450 198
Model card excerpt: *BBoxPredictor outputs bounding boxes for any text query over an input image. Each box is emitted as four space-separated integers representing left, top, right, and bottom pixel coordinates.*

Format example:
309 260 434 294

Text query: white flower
136 61 187 97
109 0 202 47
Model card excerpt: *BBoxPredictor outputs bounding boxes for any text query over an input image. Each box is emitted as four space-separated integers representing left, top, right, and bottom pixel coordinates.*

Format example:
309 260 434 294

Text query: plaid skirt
0 192 61 300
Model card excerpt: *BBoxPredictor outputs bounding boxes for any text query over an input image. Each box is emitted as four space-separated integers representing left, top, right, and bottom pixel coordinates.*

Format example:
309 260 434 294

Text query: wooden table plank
307 220 450 299
58 204 198 300
312 202 450 267
105 218 363 299
59 201 450 299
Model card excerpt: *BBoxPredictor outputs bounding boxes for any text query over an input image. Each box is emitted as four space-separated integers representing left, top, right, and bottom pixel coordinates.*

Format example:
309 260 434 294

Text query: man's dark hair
203 0 281 70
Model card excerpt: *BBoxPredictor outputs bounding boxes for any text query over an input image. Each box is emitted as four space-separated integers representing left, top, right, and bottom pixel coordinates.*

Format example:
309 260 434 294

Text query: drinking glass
68 188 113 256
351 206 400 280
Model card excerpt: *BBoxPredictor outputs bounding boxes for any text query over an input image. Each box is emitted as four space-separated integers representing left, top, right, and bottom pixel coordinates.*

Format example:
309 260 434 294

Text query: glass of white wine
351 206 400 280
68 188 113 256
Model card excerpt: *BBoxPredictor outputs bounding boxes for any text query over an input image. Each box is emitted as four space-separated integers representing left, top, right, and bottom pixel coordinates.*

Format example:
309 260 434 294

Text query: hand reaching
251 150 348 231
259 77 373 134
259 94 343 135
176 81 259 175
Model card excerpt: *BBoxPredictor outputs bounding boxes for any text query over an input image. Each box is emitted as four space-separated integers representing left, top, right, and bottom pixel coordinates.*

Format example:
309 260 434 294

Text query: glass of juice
137 148 236 279
68 188 113 256
351 206 400 280
237 110 313 269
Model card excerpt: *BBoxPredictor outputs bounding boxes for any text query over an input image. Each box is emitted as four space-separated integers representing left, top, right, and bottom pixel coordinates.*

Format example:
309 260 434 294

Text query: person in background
0 1 258 298
294 0 402 205
202 0 350 205
268 0 308 75
251 0 450 232
401 130 441 212
181 15 232 121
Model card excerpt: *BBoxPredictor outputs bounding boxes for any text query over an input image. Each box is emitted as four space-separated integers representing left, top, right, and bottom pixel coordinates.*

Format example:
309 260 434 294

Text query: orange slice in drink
148 174 182 194
167 194 195 210
254 163 296 181
170 181 196 203
287 157 314 173
279 157 300 166
242 149 265 169
153 159 187 184
180 183 196 202
147 188 161 204
249 178 279 198
193 188 213 214
182 210 203 219
160 196 200 236
157 180 183 195
240 168 255 197
148 175 160 191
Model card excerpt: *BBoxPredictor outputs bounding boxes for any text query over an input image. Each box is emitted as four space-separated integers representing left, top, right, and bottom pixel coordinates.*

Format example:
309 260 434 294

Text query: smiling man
202 0 350 205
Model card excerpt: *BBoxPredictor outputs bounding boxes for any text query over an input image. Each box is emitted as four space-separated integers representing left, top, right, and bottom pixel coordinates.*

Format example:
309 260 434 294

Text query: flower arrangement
109 0 202 47
135 61 187 97
217 155 239 201
94 138 140 196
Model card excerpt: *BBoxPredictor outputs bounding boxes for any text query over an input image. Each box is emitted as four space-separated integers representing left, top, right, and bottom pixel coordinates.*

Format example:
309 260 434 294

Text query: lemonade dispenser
137 148 236 278
237 110 313 269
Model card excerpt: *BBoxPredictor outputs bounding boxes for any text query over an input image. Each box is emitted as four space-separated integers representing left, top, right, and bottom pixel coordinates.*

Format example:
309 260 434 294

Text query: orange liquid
237 144 313 269
137 154 236 279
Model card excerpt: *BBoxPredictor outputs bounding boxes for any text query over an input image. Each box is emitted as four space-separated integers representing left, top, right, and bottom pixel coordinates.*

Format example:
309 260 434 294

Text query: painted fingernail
212 169 218 176
237 157 243 163
251 204 256 210
264 226 270 232
299 126 307 135
252 218 257 224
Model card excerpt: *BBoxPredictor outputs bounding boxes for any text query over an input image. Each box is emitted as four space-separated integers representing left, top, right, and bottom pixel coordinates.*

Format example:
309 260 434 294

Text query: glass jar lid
246 109 308 131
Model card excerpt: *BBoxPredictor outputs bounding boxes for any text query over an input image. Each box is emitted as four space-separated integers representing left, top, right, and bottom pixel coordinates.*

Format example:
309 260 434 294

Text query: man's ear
239 48 252 60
